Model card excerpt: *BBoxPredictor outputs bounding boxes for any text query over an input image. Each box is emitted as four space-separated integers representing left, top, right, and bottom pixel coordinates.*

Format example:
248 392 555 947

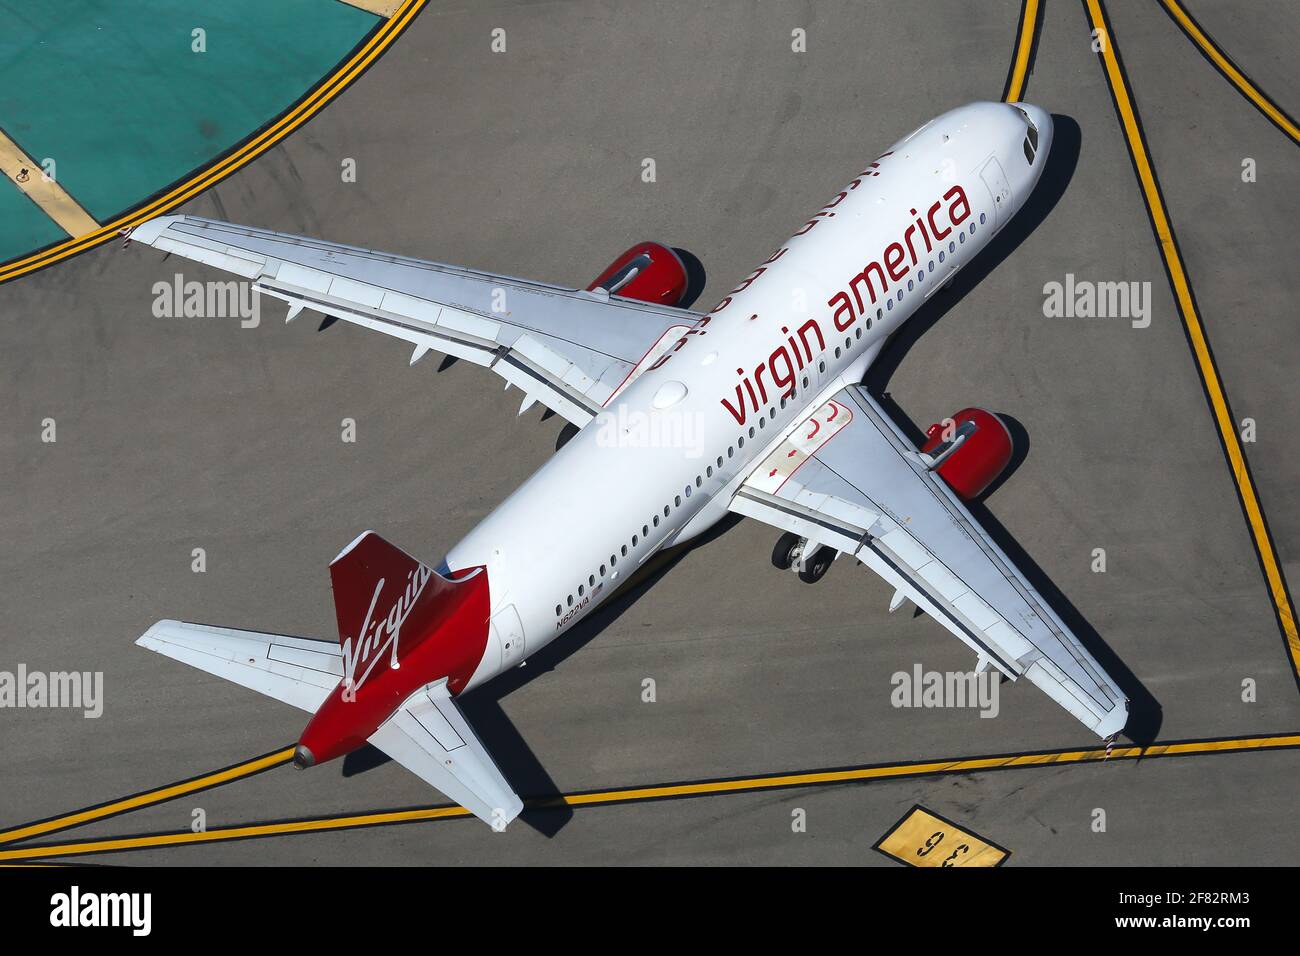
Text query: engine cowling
920 407 1014 501
587 241 689 307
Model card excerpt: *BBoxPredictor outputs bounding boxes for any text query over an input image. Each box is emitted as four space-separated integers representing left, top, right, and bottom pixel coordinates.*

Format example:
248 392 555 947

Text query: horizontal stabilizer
368 681 524 829
137 620 342 713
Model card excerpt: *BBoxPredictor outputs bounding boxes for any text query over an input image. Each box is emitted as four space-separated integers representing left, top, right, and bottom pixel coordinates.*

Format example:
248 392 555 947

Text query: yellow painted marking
2 733 1297 861
875 806 1008 867
338 0 404 15
0 0 428 284
0 748 294 846
0 129 99 237
0 806 472 862
1158 0 1299 145
1003 0 1041 103
1085 0 1300 679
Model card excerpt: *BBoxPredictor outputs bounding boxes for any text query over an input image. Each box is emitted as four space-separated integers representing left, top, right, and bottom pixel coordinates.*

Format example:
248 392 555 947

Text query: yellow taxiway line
1 733 1297 862
0 127 99 237
0 0 428 284
1084 0 1300 683
1157 0 1299 145
0 748 294 846
1002 0 1042 103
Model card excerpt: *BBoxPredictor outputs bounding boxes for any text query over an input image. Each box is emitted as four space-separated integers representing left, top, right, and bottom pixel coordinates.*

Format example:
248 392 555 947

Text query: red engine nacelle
920 407 1014 501
587 241 689 307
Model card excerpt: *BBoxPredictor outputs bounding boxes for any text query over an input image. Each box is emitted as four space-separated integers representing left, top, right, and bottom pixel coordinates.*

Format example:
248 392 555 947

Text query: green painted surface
0 181 67 263
0 0 377 240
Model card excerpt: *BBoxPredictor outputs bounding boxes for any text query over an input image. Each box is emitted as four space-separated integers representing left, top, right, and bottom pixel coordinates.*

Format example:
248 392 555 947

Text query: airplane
129 101 1129 830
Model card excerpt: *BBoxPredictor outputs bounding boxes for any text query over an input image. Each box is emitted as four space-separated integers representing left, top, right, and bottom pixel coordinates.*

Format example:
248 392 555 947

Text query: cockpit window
1014 106 1039 166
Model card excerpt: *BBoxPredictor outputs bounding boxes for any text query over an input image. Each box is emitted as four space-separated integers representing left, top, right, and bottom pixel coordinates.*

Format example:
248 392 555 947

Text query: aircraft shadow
460 513 744 836
672 246 708 309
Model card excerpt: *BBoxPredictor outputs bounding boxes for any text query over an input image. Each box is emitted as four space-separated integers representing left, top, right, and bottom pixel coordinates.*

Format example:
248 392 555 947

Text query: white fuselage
446 101 1054 690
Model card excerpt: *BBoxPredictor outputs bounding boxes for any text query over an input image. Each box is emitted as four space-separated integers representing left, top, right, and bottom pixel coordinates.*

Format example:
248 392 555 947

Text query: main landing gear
771 532 835 584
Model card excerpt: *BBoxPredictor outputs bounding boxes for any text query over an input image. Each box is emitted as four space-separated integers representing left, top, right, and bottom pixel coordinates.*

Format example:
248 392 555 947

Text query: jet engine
587 242 689 307
919 407 1014 501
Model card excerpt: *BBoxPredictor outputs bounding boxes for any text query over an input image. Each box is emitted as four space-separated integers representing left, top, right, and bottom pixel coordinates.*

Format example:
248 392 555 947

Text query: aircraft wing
367 681 524 829
128 215 697 426
729 385 1129 739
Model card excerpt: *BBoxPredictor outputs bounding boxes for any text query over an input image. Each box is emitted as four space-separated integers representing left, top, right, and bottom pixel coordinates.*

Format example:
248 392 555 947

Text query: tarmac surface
1 0 1297 864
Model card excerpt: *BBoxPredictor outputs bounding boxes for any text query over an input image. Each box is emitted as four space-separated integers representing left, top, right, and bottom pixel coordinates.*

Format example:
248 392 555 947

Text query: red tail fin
328 531 445 687
296 532 491 764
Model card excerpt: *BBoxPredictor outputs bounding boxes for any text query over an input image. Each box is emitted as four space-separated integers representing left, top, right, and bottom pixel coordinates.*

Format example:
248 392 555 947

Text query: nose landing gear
771 532 835 583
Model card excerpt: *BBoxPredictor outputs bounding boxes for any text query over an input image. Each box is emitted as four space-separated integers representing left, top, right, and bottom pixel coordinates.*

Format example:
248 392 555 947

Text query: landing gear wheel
771 532 802 570
798 546 834 583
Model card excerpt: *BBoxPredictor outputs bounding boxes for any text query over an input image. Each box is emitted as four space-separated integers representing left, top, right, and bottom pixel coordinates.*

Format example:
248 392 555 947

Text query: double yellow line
1084 0 1300 680
1002 0 1042 103
2 733 1297 862
0 0 428 285
0 748 294 846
